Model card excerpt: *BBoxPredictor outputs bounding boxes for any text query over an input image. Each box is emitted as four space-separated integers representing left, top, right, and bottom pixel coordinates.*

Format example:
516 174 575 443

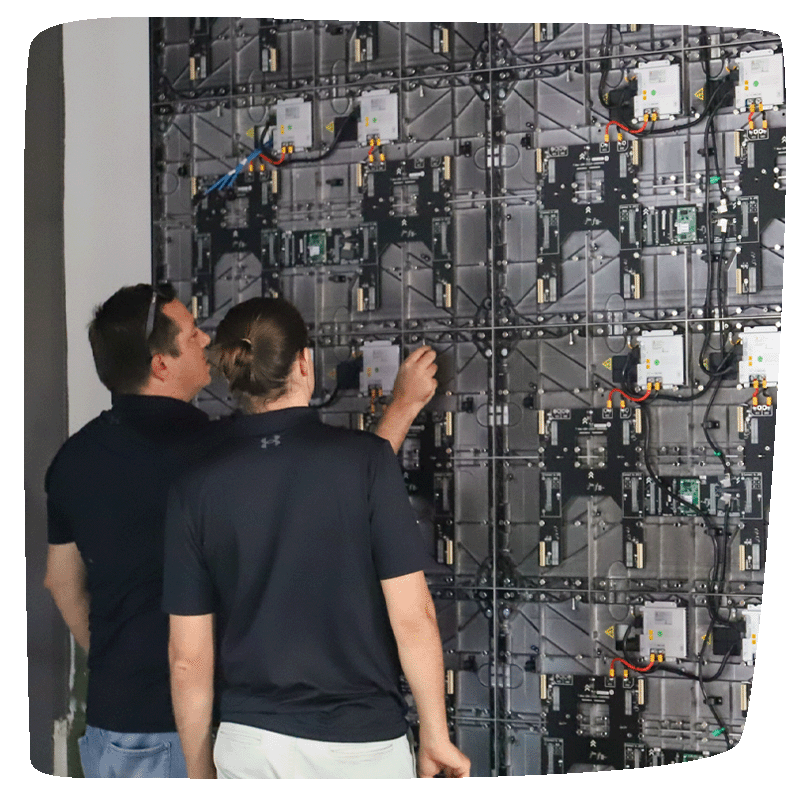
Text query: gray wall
25 24 68 775
26 18 151 775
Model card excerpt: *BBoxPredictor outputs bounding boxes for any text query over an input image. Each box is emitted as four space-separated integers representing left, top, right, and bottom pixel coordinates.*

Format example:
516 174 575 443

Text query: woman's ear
300 347 315 397
298 347 311 376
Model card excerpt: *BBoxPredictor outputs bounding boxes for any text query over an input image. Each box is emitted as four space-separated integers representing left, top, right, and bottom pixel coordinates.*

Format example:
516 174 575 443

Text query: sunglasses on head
144 282 176 342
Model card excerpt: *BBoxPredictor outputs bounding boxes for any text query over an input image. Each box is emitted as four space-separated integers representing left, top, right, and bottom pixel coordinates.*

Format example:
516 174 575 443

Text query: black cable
261 106 360 164
697 609 733 750
309 383 340 409
598 25 626 107
620 620 735 683
640 398 715 521
699 26 727 81
651 347 738 404
697 83 733 377
701 377 729 473
643 71 734 137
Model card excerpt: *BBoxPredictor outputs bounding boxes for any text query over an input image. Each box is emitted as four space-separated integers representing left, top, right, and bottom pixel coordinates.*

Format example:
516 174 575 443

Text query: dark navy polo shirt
162 406 433 743
45 394 215 733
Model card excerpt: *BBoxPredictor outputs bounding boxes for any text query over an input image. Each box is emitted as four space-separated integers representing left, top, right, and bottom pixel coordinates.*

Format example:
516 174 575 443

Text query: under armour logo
261 435 281 448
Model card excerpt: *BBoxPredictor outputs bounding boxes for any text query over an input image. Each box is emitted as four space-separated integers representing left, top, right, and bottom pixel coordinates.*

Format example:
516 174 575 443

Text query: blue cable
204 149 266 194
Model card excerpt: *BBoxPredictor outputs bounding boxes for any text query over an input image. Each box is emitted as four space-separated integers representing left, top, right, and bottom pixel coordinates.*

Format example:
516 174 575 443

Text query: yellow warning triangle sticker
326 121 335 132
246 127 255 139
605 625 615 638
602 358 613 370
695 88 704 101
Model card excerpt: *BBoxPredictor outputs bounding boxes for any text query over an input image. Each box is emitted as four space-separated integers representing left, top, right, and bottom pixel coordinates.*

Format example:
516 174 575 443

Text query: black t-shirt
162 407 433 743
45 395 216 733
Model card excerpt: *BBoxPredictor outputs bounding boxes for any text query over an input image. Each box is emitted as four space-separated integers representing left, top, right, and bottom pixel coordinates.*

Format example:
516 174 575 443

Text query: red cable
610 657 657 674
259 152 286 166
608 387 651 404
605 117 650 138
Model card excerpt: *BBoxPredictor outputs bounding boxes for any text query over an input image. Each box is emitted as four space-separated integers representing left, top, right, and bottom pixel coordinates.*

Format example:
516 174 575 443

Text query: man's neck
137 383 194 403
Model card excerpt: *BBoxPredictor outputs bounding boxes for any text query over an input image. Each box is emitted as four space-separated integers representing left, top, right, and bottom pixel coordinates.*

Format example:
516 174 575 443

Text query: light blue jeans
78 725 188 778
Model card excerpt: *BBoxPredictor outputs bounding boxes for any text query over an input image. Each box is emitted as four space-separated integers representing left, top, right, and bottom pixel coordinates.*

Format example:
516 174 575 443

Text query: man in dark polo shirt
43 283 438 778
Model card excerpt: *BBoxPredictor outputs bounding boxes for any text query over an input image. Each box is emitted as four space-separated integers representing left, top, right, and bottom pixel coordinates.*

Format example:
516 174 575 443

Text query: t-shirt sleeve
368 439 433 580
45 455 74 545
162 480 217 615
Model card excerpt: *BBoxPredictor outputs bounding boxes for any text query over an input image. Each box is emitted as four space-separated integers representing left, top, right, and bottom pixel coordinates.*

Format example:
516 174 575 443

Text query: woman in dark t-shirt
162 297 470 780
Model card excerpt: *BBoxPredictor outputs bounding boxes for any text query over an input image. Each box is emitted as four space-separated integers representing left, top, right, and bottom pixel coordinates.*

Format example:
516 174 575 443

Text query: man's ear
150 353 169 383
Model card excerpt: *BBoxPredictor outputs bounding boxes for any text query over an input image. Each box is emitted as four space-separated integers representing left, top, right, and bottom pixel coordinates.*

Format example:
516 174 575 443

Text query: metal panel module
150 21 785 775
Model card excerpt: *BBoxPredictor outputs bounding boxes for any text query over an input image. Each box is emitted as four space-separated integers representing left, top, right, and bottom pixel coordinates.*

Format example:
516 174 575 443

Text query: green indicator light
657 631 663 637
758 356 764 362
714 450 722 457
710 176 721 184
373 117 377 123
754 80 760 87
654 359 660 366
651 90 657 95
712 728 725 737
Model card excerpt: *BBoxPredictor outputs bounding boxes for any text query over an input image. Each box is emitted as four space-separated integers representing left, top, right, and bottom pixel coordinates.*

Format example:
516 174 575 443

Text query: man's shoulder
45 413 111 486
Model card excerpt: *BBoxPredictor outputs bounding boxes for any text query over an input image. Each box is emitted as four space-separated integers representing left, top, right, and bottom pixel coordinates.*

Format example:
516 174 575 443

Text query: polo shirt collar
229 406 319 436
110 393 209 425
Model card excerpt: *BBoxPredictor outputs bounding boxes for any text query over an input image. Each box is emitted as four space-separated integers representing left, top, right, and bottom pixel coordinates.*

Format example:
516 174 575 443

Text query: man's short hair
88 283 181 395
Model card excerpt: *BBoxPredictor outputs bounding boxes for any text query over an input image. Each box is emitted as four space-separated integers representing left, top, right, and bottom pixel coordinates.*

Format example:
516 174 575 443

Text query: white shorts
213 721 416 779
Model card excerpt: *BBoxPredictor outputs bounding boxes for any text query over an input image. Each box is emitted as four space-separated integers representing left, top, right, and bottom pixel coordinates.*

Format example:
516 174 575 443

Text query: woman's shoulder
312 420 388 454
